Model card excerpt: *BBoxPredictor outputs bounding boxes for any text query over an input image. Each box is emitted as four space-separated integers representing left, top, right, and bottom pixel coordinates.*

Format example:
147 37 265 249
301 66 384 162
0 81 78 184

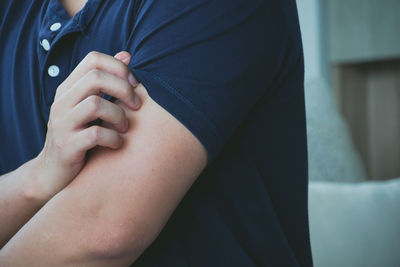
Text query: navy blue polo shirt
0 0 312 266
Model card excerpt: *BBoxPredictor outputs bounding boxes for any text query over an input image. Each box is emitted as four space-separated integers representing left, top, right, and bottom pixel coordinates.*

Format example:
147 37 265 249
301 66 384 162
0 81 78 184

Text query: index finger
56 51 138 98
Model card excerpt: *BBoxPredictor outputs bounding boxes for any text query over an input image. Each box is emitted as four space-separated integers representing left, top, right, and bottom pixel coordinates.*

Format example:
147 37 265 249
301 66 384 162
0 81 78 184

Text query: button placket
41 20 64 77
40 21 63 53
38 0 86 121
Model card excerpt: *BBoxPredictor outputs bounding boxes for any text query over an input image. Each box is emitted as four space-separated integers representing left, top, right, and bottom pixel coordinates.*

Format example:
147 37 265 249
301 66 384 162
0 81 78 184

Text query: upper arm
0 84 207 265
0 1 293 264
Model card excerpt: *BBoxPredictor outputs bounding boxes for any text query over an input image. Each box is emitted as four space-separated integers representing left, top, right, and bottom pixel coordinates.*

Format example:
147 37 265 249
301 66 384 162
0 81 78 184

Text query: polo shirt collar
46 0 103 33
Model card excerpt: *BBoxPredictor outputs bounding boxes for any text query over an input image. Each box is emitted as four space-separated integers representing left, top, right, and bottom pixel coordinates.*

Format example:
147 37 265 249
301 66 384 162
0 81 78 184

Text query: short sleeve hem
130 67 222 165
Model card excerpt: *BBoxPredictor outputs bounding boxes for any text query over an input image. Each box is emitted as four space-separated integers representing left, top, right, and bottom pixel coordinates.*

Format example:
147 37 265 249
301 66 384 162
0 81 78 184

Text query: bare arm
0 83 207 265
0 159 47 247
0 52 140 249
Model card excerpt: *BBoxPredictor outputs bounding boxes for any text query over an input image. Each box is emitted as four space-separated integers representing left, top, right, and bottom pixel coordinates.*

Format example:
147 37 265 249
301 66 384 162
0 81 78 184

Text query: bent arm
0 51 140 250
0 158 48 248
0 83 207 266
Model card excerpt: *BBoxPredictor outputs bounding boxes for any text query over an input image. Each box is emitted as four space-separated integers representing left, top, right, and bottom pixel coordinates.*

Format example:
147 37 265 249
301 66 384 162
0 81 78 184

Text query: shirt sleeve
125 0 294 165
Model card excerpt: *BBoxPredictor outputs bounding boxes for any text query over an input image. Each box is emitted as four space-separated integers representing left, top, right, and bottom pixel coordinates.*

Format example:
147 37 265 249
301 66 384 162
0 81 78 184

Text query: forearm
0 149 150 266
0 85 206 265
0 158 48 248
0 184 134 267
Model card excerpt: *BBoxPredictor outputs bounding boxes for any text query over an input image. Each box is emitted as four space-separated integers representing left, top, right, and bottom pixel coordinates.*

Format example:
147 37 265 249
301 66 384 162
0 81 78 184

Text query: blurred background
297 0 400 266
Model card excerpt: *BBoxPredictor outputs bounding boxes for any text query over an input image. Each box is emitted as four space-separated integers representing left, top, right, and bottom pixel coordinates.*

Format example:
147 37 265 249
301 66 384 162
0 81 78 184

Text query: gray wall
327 0 400 64
297 0 326 84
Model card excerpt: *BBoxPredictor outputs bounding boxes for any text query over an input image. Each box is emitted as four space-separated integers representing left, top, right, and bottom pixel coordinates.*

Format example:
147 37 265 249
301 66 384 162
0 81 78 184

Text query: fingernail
115 51 131 64
128 73 139 87
124 119 129 132
121 56 130 64
132 94 141 109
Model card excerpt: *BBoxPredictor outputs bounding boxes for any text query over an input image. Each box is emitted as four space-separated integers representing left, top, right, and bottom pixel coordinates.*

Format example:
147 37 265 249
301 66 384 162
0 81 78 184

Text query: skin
0 52 207 265
0 51 140 248
0 0 208 265
59 0 88 18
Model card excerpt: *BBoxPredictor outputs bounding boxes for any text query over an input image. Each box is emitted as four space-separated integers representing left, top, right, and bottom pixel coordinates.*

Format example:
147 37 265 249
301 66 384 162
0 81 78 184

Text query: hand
32 51 140 201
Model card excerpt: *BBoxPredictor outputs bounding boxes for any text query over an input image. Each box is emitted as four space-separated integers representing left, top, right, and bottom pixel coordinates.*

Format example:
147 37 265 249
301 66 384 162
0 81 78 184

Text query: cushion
305 79 367 182
309 178 400 267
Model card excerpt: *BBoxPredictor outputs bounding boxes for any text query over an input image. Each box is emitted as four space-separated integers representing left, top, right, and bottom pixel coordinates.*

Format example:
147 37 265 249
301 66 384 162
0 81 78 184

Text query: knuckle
86 70 102 95
55 83 65 97
49 101 62 118
49 117 58 128
87 95 101 113
89 69 103 81
87 51 101 66
47 118 54 130
88 126 101 143
49 102 58 114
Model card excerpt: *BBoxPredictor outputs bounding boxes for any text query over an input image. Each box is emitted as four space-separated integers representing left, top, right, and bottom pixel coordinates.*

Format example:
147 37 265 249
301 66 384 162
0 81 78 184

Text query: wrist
22 155 54 206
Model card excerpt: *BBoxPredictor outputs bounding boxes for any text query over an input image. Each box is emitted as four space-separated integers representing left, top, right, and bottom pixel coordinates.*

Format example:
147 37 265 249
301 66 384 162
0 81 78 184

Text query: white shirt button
48 65 60 77
50 22 62 32
41 39 50 51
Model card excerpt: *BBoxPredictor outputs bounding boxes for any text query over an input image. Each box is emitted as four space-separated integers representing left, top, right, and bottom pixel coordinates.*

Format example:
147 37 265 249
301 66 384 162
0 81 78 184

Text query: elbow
90 232 128 260
60 190 153 263
88 223 150 262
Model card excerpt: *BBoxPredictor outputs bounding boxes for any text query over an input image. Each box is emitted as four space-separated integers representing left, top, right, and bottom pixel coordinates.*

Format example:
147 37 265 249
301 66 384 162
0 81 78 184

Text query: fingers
48 51 140 164
56 51 139 99
69 126 123 155
63 69 140 110
40 51 140 189
68 95 128 133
